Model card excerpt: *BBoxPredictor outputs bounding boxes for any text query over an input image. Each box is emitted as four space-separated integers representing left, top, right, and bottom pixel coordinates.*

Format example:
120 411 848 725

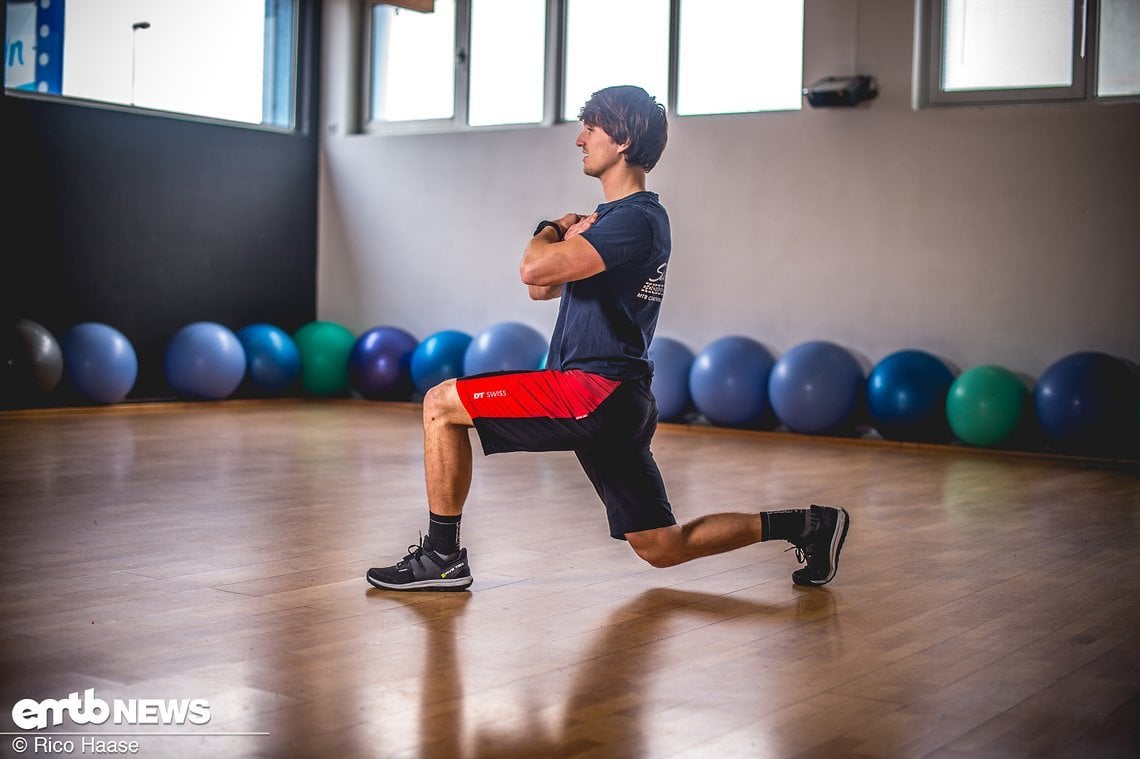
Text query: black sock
760 509 811 543
427 512 461 557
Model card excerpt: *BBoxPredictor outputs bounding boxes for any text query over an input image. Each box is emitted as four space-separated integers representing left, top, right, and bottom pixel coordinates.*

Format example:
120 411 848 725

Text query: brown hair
578 85 668 172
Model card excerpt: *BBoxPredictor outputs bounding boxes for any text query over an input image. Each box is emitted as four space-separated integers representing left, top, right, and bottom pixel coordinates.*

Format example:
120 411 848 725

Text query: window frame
916 0 1139 107
362 0 562 134
361 0 808 135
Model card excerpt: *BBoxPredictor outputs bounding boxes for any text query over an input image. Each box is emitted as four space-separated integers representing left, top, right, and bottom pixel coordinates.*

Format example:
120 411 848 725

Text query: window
468 0 546 126
1098 0 1140 97
369 0 547 128
370 0 458 121
676 0 804 116
562 0 670 122
919 0 1140 106
3 0 298 127
366 0 805 133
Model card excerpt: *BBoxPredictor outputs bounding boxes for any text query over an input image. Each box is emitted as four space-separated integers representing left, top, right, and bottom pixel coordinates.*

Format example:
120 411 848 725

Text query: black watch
533 220 563 240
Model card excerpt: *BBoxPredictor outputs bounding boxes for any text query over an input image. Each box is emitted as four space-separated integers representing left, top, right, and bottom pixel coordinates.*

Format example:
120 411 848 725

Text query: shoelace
399 535 431 569
786 543 812 564
786 511 823 565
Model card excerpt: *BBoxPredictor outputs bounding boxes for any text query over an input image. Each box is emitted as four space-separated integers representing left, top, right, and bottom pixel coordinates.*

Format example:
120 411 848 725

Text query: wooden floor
1 401 1138 759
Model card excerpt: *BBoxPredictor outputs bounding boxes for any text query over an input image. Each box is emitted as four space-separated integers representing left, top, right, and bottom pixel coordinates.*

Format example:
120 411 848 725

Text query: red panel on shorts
457 370 620 420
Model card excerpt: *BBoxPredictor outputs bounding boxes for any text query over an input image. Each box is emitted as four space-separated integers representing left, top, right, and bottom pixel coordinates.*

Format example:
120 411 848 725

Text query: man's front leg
422 379 474 516
365 379 476 592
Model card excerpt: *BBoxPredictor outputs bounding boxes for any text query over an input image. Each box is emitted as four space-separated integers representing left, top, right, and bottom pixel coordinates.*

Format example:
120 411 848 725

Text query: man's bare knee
423 380 472 428
632 545 678 568
627 528 685 568
422 382 451 422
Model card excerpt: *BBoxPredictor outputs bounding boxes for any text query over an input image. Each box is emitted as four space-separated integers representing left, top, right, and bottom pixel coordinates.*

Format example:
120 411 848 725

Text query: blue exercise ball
648 336 695 422
61 322 138 404
237 324 300 393
411 330 473 395
1034 351 1138 452
867 349 955 442
349 325 419 400
769 340 864 434
464 322 547 376
165 322 247 400
688 335 775 427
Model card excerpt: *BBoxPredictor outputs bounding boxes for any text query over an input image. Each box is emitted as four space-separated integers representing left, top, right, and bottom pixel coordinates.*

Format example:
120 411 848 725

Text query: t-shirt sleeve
581 205 652 270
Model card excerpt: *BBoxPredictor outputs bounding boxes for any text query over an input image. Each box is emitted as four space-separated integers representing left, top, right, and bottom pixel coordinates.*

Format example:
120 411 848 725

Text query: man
367 86 848 592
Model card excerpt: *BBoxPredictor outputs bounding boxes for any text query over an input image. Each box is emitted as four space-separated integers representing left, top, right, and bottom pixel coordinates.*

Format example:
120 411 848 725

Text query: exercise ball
1034 351 1138 452
3 319 64 403
236 324 300 393
164 322 247 400
769 340 864 434
649 336 695 422
60 322 137 404
293 321 356 396
349 325 419 400
867 349 955 442
411 330 472 395
946 365 1026 446
464 322 547 376
688 335 775 427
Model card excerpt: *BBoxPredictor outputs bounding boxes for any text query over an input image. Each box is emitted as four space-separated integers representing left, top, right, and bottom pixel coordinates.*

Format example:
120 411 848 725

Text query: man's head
578 85 668 173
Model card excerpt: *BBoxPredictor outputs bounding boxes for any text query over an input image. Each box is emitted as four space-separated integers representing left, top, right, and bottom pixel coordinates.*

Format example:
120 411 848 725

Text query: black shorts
456 369 676 539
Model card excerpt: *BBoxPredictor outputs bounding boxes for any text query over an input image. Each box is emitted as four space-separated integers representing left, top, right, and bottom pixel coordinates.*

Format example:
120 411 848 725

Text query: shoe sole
366 574 473 592
794 507 849 587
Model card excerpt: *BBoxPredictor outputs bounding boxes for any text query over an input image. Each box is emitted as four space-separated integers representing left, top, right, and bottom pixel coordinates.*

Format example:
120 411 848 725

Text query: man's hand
554 212 584 237
564 212 598 239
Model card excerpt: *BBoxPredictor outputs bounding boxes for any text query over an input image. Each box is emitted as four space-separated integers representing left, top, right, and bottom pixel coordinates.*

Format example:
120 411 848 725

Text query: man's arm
525 222 566 300
521 213 604 300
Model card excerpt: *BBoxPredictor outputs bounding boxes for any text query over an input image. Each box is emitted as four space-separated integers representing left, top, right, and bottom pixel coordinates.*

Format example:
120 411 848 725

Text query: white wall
318 0 1140 380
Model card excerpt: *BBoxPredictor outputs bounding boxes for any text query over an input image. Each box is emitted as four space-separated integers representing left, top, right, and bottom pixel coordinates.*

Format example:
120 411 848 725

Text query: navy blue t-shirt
546 191 671 381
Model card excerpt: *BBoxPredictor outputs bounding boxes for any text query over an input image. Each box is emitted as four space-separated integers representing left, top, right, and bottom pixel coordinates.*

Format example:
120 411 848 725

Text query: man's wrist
533 220 563 241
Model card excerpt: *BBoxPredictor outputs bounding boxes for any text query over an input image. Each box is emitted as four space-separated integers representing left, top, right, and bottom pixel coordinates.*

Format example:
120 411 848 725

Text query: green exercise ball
946 364 1027 447
293 321 356 396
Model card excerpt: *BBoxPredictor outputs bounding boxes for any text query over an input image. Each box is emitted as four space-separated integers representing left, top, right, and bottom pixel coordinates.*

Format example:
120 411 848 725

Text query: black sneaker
367 536 473 592
791 505 849 586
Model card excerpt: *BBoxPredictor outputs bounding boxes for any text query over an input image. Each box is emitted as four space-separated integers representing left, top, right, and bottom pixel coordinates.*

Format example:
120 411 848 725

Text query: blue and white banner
4 0 65 93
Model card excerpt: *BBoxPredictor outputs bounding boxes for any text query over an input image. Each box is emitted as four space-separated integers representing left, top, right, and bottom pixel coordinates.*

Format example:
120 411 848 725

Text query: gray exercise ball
14 318 64 394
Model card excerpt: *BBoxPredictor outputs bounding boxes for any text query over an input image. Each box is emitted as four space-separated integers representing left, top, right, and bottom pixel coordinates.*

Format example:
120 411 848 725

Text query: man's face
575 122 626 178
